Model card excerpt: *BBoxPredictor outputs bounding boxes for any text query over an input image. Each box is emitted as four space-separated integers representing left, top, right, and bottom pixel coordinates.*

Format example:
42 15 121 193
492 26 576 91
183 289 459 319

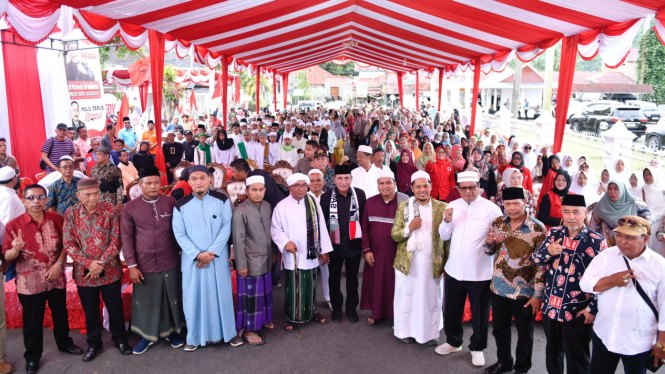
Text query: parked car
565 100 621 123
645 121 665 150
568 104 648 137
626 100 661 123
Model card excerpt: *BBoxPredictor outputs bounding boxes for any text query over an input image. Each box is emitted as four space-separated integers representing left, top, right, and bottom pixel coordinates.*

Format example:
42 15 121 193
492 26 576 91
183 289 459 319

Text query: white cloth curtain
37 48 71 137
0 42 10 154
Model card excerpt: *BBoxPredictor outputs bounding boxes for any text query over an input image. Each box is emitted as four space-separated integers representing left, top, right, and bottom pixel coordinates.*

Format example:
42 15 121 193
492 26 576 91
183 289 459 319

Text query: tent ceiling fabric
2 0 665 75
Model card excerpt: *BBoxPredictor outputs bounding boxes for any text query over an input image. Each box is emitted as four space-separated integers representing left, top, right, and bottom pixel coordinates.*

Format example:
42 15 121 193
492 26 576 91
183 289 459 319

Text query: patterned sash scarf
329 187 362 244
304 195 321 260
404 196 424 253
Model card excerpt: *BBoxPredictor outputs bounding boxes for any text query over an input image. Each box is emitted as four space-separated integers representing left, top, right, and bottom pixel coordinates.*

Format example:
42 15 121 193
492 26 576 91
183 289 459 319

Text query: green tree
99 36 146 69
239 71 272 98
318 62 358 77
636 22 665 104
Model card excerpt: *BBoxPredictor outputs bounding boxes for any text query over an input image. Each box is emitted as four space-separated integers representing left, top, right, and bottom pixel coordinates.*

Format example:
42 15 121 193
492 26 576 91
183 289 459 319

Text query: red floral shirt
2 211 66 295
63 202 122 287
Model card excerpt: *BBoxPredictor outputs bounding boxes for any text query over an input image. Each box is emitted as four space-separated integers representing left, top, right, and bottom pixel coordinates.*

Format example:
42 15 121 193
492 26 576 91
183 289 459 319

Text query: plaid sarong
235 271 273 332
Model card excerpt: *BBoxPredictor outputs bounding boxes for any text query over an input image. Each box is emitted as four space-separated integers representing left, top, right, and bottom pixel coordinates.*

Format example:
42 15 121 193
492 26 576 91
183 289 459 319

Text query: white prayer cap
252 130 259 134
306 123 312 127
411 170 430 184
167 130 175 134
377 168 395 181
325 113 329 117
282 133 292 139
457 171 480 184
0 166 15 181
285 121 292 124
287 173 310 186
308 169 323 177
358 145 373 154
269 132 277 137
246 175 265 186
314 121 321 127
59 155 74 164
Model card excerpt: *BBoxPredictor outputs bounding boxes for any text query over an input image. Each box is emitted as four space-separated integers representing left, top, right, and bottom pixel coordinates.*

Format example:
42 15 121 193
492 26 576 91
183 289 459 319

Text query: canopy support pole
148 30 168 187
415 72 419 111
437 67 444 112
470 58 481 137
553 35 579 154
221 55 228 130
256 65 261 115
397 72 404 110
273 71 277 113
283 73 288 110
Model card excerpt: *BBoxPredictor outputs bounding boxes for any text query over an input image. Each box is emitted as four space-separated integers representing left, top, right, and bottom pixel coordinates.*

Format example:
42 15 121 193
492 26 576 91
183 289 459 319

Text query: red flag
115 93 129 129
128 57 151 87
212 72 222 99
190 89 197 113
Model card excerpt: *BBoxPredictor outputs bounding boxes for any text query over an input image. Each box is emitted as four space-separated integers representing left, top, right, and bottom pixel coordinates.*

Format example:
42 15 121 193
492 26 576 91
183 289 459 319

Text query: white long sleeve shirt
580 246 665 355
439 196 502 281
350 164 381 199
271 195 333 271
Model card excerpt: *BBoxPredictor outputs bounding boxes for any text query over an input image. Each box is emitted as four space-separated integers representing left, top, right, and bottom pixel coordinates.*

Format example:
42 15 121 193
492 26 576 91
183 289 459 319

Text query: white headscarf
627 171 644 198
569 171 599 207
613 158 629 186
383 140 398 166
558 153 578 175
642 166 665 218
522 143 537 170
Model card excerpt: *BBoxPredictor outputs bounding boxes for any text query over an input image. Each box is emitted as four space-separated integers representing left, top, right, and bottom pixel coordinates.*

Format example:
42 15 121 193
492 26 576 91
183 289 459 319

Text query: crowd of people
0 102 664 374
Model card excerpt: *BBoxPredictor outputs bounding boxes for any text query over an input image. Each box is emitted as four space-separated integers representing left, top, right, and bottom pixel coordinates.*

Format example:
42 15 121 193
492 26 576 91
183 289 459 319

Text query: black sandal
366 317 378 325
312 312 328 325
242 333 264 346
263 322 276 330
285 322 297 332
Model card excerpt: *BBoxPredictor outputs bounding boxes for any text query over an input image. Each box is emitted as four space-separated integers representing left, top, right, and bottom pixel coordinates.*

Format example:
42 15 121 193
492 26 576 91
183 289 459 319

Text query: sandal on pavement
263 322 276 330
242 333 264 346
366 317 378 325
313 312 328 325
285 323 297 332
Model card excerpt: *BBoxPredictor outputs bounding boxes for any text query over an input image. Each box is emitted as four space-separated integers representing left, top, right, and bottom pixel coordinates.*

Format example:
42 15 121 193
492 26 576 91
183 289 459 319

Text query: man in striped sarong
232 175 275 345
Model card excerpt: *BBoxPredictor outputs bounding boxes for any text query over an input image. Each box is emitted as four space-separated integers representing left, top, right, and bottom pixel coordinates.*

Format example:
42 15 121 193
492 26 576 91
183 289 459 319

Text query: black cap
502 187 526 201
56 123 68 130
139 165 161 179
184 130 193 136
562 194 586 207
313 149 328 159
334 164 351 175
198 124 206 129
122 117 130 122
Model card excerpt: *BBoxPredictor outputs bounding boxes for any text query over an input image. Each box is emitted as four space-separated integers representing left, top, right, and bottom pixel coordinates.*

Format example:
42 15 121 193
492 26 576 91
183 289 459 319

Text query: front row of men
2 163 665 374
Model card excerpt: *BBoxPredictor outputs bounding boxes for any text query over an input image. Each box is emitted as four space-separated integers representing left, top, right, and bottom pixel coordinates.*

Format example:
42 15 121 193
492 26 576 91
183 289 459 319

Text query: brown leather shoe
0 359 13 374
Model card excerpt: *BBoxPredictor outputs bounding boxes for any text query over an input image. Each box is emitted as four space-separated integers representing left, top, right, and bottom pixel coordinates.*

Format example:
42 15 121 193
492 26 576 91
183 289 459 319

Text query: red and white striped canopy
2 0 665 75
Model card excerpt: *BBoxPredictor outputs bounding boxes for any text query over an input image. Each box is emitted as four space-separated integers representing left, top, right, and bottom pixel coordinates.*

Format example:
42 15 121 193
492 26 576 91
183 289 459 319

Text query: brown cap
313 149 328 159
77 178 100 191
613 215 651 236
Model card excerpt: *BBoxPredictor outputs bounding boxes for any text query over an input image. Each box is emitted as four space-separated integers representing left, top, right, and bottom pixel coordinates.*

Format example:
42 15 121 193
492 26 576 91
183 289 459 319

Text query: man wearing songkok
361 168 408 325
172 165 241 351
248 132 270 170
436 171 502 367
3 184 84 374
89 146 123 210
481 187 547 374
271 173 333 330
294 140 318 174
63 178 131 362
232 175 275 346
533 194 607 374
278 133 298 167
351 145 381 198
581 215 665 374
121 166 185 355
392 170 449 345
308 169 332 309
320 165 367 323
46 156 80 215
163 131 184 184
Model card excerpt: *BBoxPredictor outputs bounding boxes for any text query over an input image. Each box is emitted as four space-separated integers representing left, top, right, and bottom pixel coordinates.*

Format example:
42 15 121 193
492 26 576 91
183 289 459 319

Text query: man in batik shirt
89 146 123 211
533 194 607 374
46 156 80 215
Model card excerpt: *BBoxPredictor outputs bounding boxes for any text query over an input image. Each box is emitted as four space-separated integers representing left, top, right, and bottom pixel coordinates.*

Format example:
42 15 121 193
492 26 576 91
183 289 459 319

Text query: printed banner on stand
66 40 106 137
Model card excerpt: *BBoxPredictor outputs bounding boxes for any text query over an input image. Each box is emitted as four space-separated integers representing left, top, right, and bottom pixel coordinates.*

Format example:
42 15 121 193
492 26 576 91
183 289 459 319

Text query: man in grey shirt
231 175 275 346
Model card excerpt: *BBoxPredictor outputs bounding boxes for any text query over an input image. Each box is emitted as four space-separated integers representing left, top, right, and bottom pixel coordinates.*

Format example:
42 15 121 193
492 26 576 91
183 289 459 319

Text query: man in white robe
351 145 381 198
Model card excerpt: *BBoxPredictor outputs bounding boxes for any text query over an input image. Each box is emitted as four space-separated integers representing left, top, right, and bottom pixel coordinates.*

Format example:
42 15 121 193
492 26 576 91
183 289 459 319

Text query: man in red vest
84 138 100 177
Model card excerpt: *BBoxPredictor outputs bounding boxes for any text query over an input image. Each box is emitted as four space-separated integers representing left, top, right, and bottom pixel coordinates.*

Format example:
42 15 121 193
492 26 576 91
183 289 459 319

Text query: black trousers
590 332 651 374
77 280 128 350
328 252 361 312
542 315 592 374
444 276 491 351
271 243 283 286
18 289 73 363
490 293 535 372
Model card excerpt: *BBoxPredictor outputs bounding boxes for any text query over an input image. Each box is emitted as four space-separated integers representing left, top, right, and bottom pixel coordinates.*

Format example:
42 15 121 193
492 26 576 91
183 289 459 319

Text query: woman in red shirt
426 146 456 200
537 170 573 230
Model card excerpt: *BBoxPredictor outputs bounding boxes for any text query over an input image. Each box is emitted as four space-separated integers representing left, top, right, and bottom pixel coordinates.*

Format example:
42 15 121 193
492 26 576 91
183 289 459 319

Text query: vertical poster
66 40 106 137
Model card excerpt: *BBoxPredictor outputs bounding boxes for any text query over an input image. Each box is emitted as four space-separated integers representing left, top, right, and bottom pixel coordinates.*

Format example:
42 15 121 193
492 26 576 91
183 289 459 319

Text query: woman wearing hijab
641 167 665 254
395 149 418 196
495 168 536 217
133 140 155 173
589 180 650 246
465 147 497 199
425 146 456 200
613 158 629 185
522 143 537 170
558 154 577 175
383 140 399 166
536 154 562 211
531 154 543 181
212 128 236 165
450 144 465 172
368 133 379 152
538 170 573 230
415 142 435 171
460 137 470 161
440 133 452 148
505 151 533 194
464 124 471 139
409 138 422 162
627 171 643 197
569 171 600 208
594 168 613 196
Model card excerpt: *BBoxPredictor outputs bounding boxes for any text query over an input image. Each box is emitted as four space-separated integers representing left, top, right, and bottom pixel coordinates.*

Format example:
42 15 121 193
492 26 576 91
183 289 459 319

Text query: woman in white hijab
558 153 578 175
594 167 613 197
627 171 643 197
613 158 629 185
522 143 537 170
569 170 600 208
641 166 665 255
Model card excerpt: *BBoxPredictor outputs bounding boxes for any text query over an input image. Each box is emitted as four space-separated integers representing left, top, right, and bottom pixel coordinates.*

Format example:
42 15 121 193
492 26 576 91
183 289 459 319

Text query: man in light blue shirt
117 117 139 154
